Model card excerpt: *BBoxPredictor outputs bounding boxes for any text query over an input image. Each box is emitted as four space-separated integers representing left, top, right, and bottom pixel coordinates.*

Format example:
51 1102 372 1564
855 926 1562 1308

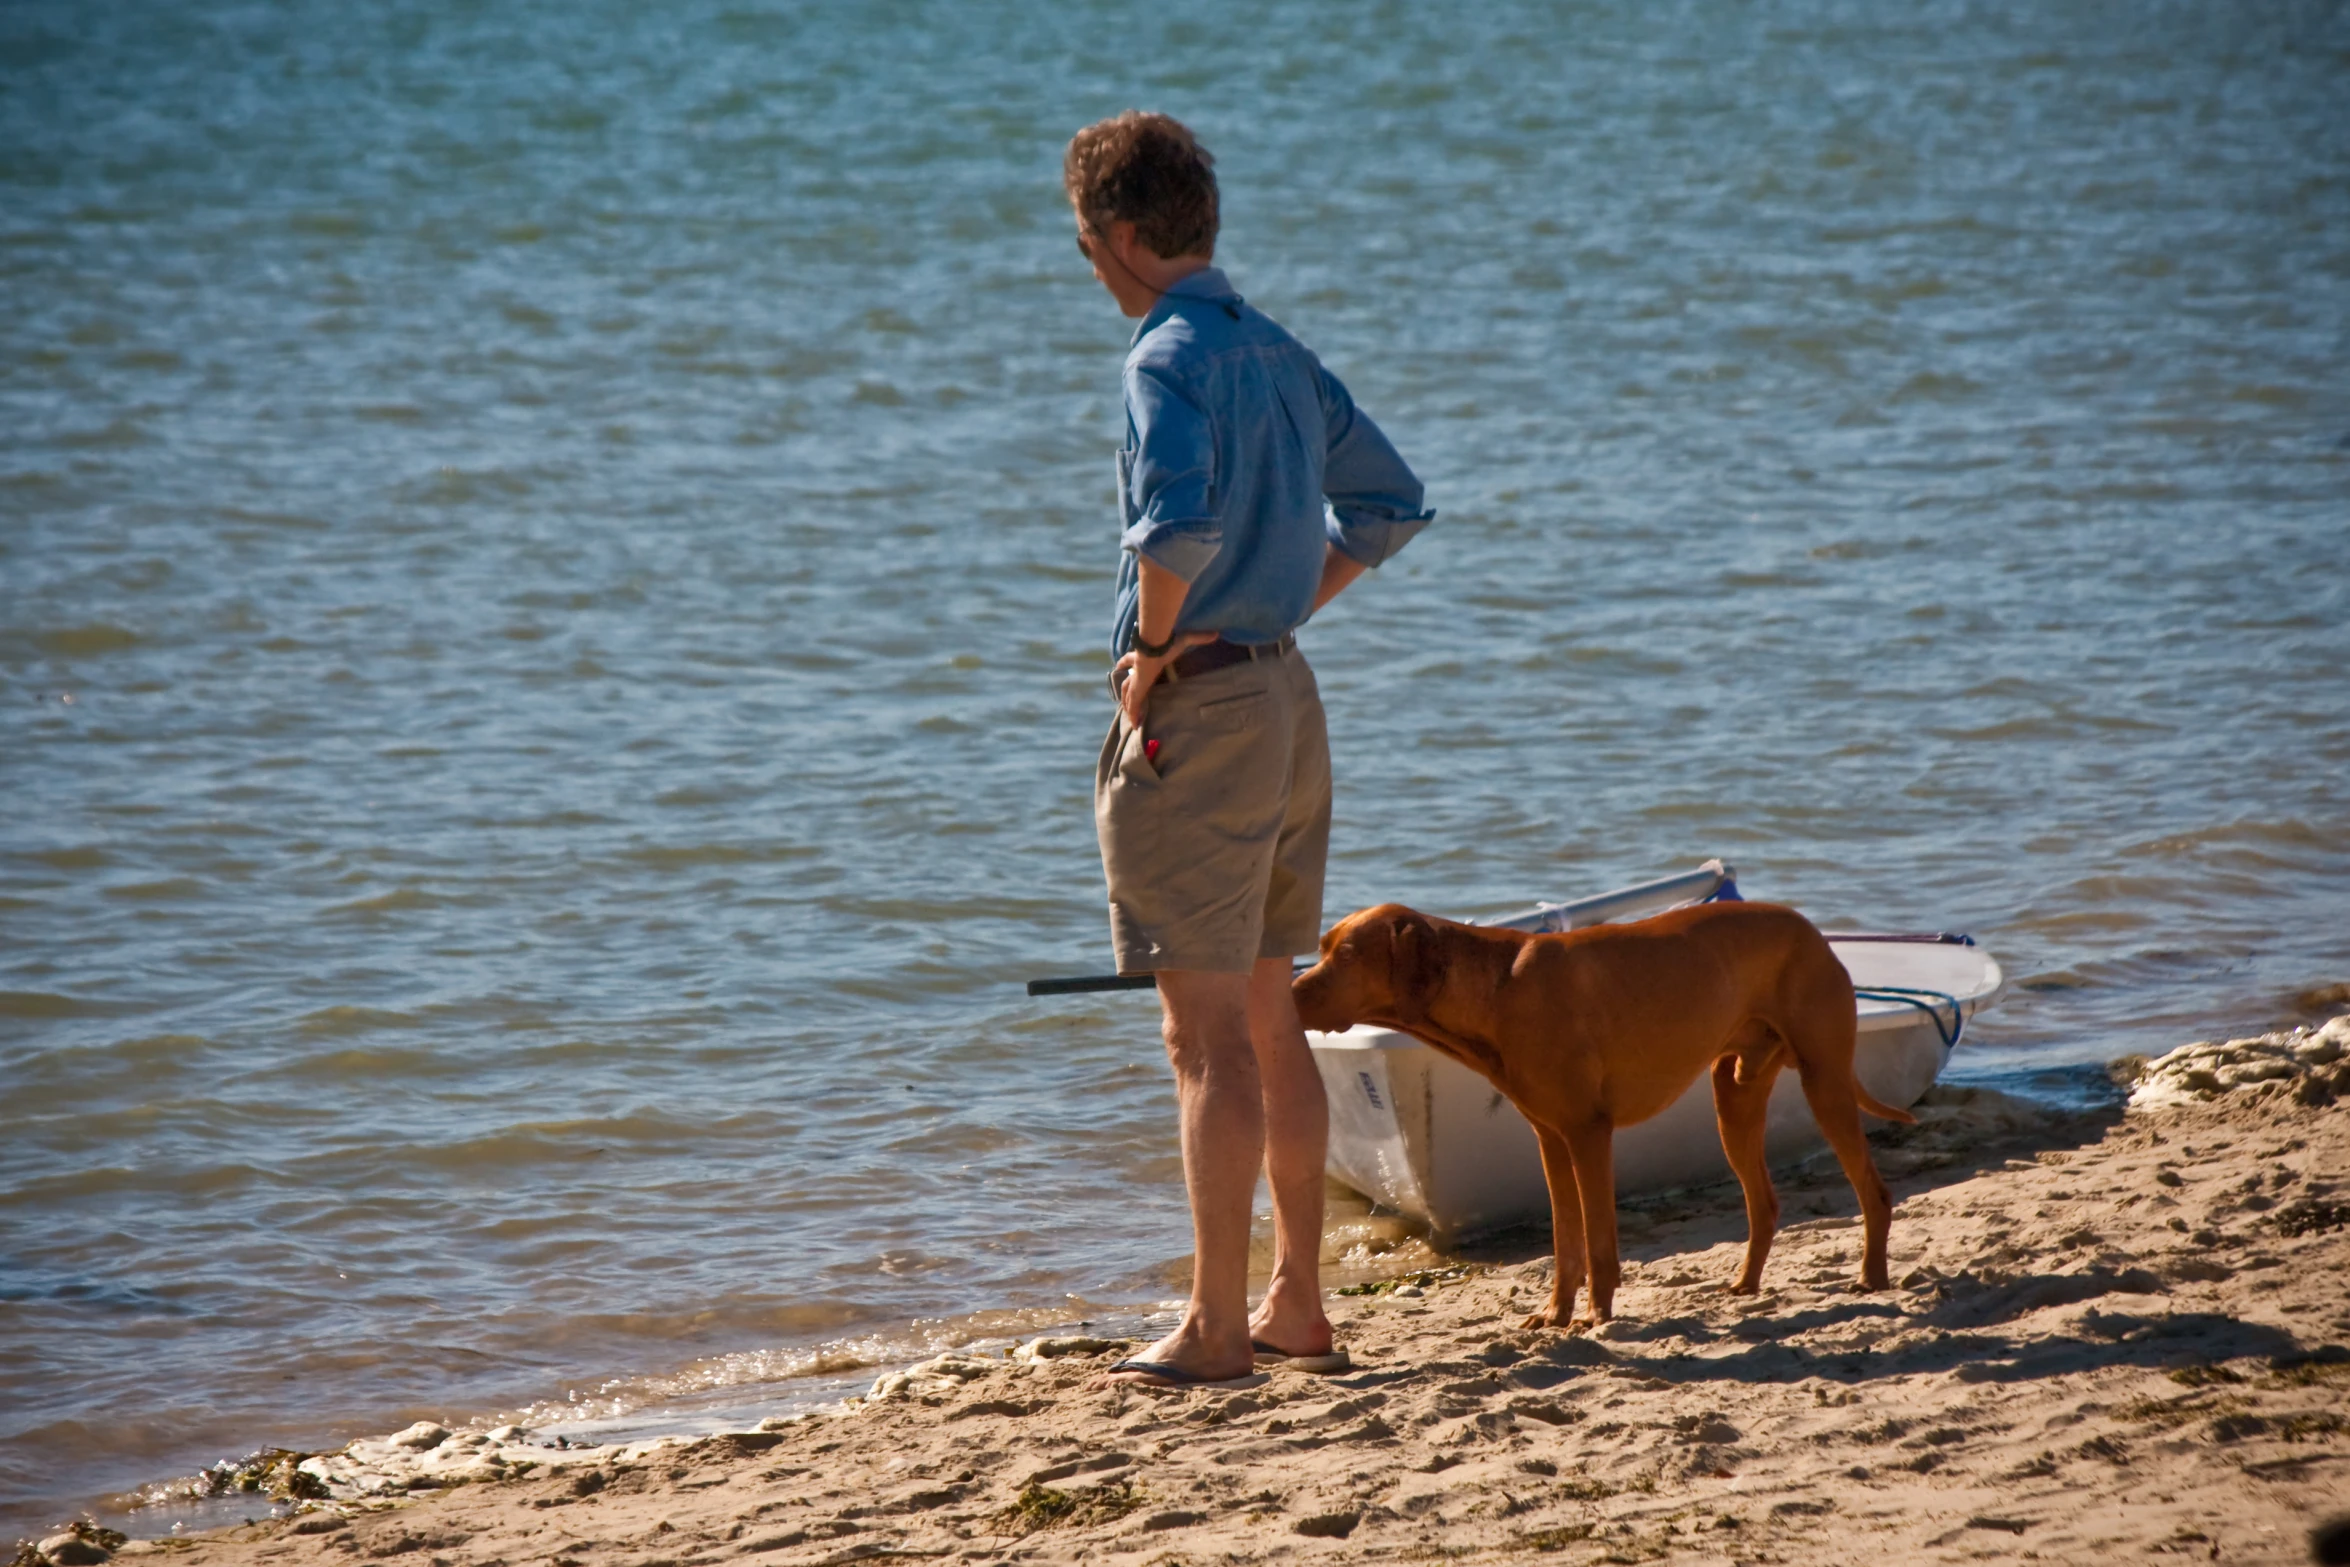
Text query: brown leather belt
1168 631 1296 680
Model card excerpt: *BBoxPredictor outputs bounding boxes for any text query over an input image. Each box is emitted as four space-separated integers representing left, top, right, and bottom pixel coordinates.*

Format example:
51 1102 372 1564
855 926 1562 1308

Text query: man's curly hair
1064 112 1218 260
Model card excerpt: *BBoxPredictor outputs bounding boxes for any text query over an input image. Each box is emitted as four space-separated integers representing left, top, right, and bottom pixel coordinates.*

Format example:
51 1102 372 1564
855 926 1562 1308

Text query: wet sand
61 1018 2350 1566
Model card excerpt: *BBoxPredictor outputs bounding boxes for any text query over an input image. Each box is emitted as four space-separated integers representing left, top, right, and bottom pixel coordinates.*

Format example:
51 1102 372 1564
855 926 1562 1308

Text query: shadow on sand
1432 1086 2322 1387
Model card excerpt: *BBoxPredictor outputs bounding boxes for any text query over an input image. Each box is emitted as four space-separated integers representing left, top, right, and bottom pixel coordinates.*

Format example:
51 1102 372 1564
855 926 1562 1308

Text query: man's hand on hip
1115 632 1215 727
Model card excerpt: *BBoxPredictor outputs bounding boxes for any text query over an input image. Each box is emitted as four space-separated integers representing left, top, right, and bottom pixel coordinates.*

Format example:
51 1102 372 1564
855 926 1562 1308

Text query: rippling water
4 0 2347 1536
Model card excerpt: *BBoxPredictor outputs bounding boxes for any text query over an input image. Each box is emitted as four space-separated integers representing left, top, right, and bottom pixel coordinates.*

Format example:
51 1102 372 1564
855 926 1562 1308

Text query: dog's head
1291 902 1445 1033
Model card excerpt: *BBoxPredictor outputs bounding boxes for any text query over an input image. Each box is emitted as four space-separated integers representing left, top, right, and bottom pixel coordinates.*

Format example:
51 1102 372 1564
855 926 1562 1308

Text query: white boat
1307 861 2004 1239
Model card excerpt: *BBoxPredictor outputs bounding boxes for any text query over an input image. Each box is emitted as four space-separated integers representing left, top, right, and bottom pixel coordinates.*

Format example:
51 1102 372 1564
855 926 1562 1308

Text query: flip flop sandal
1250 1340 1354 1373
1101 1358 1265 1391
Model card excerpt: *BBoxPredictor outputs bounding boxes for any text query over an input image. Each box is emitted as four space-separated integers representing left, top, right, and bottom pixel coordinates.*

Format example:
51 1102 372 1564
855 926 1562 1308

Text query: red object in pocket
1144 737 1162 764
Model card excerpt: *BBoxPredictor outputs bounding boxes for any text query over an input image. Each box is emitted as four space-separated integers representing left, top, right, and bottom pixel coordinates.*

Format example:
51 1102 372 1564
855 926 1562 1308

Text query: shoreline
25 1016 2350 1566
36 1062 2139 1543
65 1192 1456 1542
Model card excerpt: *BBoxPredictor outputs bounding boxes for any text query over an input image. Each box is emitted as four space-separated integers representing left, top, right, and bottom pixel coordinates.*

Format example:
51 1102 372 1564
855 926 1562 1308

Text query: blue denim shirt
1111 268 1432 655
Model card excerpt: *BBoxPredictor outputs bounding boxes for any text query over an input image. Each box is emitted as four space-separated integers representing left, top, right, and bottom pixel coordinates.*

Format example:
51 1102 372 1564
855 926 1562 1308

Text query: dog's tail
1855 1083 1916 1125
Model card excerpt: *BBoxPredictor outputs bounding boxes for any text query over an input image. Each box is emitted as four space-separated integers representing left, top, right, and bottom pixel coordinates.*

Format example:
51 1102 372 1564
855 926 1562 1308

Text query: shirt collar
1130 266 1241 344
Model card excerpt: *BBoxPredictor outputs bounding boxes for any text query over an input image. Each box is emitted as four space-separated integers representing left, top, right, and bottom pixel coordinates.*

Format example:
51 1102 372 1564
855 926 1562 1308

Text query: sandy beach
34 1017 2350 1567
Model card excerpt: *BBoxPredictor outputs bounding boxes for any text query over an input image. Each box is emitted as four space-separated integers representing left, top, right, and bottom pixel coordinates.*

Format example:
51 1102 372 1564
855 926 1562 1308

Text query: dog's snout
1290 962 1347 1034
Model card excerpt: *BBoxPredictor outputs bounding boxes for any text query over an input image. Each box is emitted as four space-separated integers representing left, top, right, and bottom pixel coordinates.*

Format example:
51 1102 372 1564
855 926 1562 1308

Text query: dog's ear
1387 909 1444 1005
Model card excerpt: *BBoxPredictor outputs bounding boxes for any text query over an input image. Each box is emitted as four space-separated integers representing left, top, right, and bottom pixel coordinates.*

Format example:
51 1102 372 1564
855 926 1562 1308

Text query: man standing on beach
1066 112 1433 1386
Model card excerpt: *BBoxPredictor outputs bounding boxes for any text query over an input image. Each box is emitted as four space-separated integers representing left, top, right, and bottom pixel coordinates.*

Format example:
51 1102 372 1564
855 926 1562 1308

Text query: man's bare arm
1312 544 1368 613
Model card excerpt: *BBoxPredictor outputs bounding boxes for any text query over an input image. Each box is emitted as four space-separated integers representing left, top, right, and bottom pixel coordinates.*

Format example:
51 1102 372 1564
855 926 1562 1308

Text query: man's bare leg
1245 954 1333 1357
1103 967 1261 1384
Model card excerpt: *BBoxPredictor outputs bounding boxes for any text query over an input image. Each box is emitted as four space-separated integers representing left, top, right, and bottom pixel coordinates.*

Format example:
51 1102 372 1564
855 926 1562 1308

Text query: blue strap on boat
1822 930 1974 947
1852 985 1967 1050
1702 877 1742 902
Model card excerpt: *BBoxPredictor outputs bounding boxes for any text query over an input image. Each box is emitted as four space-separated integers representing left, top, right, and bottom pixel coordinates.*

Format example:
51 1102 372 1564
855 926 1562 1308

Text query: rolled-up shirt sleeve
1317 362 1433 568
1120 363 1223 583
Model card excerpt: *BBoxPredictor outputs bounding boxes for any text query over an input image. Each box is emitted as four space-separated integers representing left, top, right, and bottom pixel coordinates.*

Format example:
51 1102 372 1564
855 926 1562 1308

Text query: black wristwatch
1132 627 1177 659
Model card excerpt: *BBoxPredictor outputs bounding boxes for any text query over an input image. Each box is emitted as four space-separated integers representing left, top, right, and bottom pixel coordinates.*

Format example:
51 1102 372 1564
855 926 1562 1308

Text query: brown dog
1292 900 1914 1329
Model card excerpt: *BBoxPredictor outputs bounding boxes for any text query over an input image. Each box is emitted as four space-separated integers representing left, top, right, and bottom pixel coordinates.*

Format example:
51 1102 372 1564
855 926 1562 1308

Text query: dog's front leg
1524 1124 1587 1329
1563 1119 1620 1325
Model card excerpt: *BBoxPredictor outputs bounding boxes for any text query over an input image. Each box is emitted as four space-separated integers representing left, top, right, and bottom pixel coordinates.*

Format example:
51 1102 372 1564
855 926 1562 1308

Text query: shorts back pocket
1194 691 1271 733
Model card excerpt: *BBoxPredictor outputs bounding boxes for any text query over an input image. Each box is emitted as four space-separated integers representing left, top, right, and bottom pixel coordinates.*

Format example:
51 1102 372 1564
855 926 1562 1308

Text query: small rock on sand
1141 1509 1206 1531
867 1351 1005 1402
1294 1511 1361 1539
1012 1336 1127 1362
388 1422 449 1451
39 1534 111 1567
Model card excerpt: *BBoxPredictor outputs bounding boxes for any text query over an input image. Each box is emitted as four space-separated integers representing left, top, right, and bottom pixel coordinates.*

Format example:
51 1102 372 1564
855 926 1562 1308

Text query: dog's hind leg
1794 1065 1898 1290
1560 1118 1620 1324
1711 1053 1782 1294
1523 1123 1589 1330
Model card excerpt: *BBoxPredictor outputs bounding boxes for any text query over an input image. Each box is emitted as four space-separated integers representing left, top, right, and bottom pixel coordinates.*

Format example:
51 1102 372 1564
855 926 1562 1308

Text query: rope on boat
1851 985 1968 1050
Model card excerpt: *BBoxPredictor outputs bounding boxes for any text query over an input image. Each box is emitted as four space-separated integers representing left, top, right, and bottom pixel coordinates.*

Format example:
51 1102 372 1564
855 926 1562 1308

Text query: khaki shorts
1095 647 1332 974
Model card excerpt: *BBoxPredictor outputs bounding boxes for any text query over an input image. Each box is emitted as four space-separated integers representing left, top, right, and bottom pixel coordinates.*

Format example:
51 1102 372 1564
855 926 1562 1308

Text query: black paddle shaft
1024 973 1158 996
1025 963 1316 997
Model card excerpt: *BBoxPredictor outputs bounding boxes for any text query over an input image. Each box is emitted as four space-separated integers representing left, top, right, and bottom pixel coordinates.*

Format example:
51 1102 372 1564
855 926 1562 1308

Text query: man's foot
1091 1325 1254 1390
1096 1357 1263 1390
1246 1279 1334 1362
1248 1339 1352 1372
